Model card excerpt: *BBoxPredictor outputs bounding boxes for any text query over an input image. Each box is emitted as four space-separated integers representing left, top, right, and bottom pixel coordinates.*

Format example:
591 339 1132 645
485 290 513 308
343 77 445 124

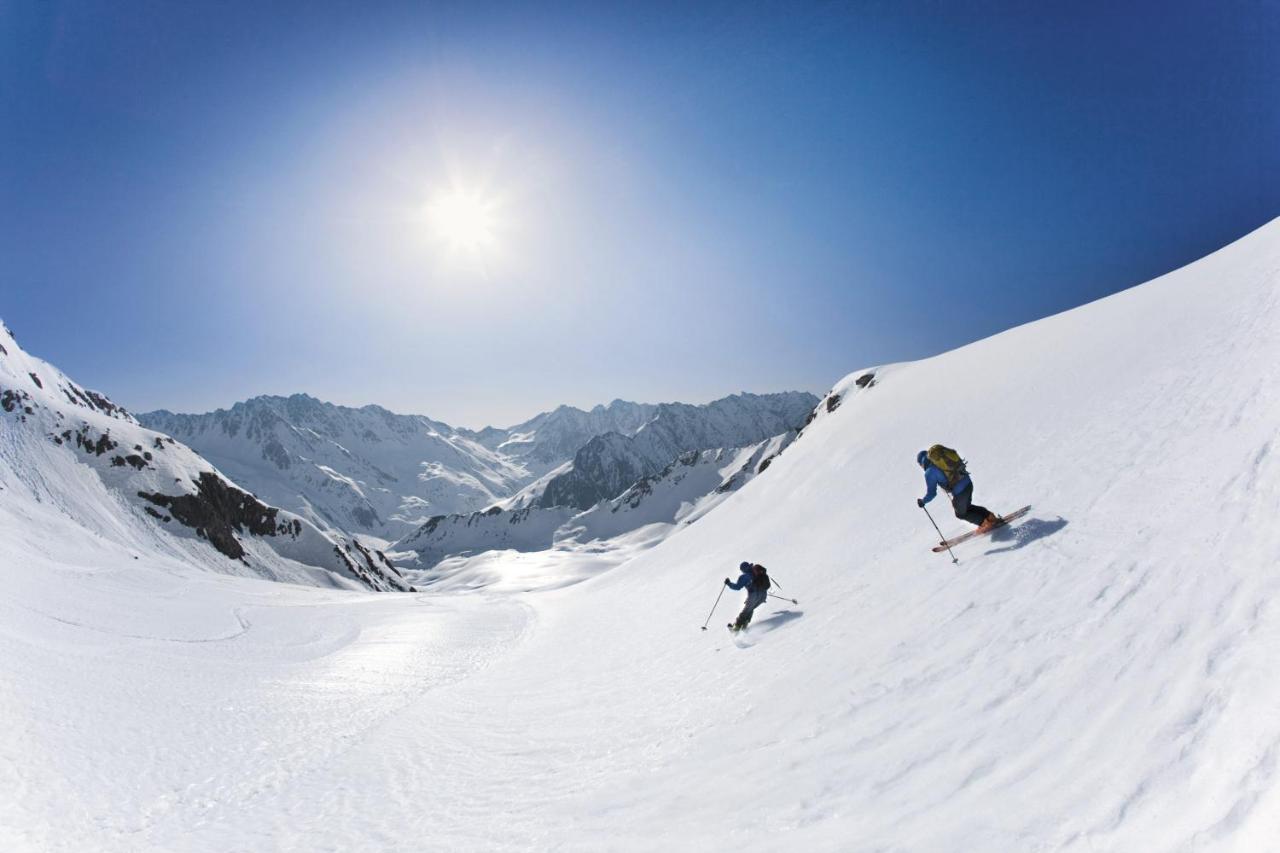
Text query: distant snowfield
403 523 672 594
4 219 1280 851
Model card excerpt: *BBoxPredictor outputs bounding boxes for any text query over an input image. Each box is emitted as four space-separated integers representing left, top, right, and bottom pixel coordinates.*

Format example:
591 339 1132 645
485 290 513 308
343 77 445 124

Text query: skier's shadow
753 609 804 632
984 516 1069 554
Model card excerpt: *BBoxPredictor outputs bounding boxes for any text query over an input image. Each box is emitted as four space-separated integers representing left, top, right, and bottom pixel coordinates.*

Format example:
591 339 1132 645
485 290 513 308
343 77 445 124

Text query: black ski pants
951 483 992 527
734 588 767 629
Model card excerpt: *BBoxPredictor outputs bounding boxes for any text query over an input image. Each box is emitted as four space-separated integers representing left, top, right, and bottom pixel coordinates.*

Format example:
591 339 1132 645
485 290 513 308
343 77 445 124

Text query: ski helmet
739 561 752 572
916 450 929 468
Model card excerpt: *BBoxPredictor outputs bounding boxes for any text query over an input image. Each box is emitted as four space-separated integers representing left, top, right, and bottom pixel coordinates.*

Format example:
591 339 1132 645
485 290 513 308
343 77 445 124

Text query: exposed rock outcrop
139 472 300 561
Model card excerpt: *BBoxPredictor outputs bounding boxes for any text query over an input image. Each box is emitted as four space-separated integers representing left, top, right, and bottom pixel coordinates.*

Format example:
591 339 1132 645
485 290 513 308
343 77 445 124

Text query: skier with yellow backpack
916 445 999 532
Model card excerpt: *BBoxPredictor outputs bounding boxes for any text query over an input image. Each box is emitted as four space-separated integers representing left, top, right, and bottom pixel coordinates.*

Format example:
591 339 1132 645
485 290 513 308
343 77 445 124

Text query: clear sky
2 1 1277 428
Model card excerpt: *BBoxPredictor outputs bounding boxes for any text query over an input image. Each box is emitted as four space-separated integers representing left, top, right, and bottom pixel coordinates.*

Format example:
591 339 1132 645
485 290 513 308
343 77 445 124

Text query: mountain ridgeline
140 396 528 540
393 430 806 571
2 313 822 590
139 391 820 552
536 393 818 510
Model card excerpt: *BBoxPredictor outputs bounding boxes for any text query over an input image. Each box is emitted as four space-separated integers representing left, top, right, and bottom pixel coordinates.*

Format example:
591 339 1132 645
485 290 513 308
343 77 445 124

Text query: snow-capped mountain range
1 310 816 590
535 392 817 509
140 396 530 540
0 322 411 592
139 391 818 546
393 427 806 571
469 399 662 471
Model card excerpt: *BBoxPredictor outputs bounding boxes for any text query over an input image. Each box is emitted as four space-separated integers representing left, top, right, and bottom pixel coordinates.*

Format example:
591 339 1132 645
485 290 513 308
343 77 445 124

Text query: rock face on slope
0 320 412 592
536 392 818 510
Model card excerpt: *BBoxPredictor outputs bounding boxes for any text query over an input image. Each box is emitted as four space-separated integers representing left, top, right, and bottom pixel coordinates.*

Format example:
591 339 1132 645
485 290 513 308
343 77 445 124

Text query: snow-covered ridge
391 379 866 577
0 322 412 591
140 394 528 540
393 424 812 574
536 391 818 509
468 398 661 469
0 320 137 425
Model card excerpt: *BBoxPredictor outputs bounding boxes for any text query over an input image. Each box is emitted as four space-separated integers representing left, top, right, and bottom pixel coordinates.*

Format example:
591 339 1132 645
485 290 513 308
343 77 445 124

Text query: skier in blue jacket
724 561 770 632
917 450 998 531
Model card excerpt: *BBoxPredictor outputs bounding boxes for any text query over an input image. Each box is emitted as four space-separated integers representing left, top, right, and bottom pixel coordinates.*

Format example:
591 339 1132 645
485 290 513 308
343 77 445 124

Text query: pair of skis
931 505 1032 552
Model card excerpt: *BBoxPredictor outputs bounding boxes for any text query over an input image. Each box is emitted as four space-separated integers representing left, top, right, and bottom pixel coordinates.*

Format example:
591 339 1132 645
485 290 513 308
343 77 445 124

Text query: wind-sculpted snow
5 220 1280 850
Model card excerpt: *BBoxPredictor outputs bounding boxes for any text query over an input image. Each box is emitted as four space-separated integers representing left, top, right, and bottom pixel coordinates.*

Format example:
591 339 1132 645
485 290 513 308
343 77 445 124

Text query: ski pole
768 593 798 605
922 504 958 564
700 584 727 631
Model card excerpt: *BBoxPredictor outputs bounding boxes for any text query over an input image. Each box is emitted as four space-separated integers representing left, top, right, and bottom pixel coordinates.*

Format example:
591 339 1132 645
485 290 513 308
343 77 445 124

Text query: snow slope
4 219 1280 851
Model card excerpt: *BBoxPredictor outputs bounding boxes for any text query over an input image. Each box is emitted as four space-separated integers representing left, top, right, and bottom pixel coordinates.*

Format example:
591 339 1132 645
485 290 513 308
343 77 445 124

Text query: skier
916 447 999 532
725 561 770 632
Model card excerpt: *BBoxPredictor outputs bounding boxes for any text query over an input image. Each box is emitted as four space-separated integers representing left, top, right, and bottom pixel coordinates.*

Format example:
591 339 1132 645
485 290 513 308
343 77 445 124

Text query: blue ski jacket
726 567 755 591
920 464 972 505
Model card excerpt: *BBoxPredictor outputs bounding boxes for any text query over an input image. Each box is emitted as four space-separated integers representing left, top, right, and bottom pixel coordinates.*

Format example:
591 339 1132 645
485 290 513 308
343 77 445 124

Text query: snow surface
4 219 1280 850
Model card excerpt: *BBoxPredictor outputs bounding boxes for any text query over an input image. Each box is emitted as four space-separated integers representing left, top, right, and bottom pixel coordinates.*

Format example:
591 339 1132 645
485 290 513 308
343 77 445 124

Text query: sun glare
426 188 498 254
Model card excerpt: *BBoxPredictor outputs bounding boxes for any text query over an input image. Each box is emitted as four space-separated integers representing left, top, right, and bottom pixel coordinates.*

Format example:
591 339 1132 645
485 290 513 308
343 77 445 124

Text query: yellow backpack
926 444 968 488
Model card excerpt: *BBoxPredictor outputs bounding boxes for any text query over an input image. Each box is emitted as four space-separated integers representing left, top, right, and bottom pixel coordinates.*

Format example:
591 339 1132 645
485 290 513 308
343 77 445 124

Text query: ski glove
724 578 731 586
917 498 925 508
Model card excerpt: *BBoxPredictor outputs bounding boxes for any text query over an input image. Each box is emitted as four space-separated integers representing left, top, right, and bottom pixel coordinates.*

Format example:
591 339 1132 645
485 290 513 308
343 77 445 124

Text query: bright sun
426 188 498 254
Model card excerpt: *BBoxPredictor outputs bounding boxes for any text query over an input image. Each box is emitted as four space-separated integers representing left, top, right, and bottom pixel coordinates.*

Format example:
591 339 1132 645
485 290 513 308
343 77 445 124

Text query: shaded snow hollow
3 218 1280 850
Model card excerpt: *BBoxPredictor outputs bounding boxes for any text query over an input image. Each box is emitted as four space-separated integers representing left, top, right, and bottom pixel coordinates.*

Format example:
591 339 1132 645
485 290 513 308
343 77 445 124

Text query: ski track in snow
3 222 1280 850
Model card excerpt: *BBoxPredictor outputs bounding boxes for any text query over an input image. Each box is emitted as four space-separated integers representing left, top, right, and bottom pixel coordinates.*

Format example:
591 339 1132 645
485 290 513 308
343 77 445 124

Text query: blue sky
2 1 1277 428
